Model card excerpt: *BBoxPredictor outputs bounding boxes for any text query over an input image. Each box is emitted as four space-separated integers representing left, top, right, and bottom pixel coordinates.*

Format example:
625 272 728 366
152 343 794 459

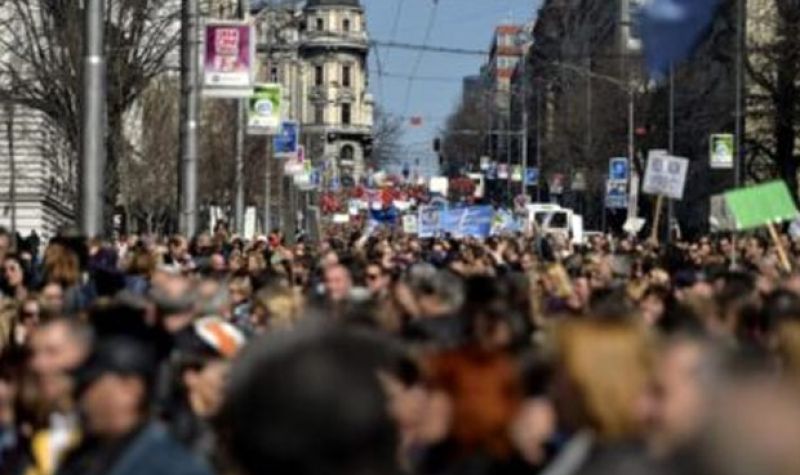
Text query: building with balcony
253 0 373 183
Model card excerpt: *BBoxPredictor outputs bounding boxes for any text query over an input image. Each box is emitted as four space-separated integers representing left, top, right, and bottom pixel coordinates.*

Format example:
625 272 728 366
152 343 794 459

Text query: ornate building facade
254 0 373 183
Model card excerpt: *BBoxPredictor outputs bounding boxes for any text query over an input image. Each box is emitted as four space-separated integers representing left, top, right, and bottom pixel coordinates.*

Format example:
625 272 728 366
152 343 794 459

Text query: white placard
403 215 419 235
643 154 689 200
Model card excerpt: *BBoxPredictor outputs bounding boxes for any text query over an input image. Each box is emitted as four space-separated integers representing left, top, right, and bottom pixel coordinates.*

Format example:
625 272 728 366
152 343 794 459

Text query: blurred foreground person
218 328 399 475
57 338 212 475
544 318 659 475
647 332 726 459
17 318 92 475
166 318 245 468
683 376 800 475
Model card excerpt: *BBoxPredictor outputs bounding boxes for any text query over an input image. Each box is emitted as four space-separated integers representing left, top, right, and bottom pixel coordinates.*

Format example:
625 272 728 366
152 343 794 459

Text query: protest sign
642 154 689 200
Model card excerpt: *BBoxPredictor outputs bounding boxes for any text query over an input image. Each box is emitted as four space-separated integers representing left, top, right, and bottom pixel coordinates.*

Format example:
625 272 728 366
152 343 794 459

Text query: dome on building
305 0 361 8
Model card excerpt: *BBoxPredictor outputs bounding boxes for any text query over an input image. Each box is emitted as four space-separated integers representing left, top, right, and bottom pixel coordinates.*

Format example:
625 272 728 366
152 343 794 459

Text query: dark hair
217 327 399 475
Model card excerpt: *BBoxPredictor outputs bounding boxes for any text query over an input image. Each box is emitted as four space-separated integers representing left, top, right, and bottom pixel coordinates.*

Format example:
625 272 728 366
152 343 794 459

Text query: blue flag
640 0 722 79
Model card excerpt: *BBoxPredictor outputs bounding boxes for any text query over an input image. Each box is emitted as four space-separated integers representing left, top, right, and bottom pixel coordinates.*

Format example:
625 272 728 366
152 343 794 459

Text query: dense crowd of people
1 222 800 475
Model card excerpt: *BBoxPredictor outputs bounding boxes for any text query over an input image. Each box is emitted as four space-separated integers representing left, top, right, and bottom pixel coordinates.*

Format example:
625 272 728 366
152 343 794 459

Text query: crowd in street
1 222 800 475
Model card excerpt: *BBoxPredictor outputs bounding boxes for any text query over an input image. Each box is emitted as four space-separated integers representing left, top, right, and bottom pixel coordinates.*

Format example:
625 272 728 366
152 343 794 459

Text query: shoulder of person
109 423 214 475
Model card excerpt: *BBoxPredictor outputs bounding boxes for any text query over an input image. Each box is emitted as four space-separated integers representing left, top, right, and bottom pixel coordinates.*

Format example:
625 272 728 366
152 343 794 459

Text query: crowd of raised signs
1 221 800 475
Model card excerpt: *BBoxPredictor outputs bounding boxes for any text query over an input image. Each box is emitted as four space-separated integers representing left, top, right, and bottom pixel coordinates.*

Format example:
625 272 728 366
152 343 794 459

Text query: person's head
74 338 156 439
553 318 652 442
150 274 196 334
218 328 400 475
641 285 670 327
40 282 65 317
229 276 253 307
29 318 92 410
647 333 726 458
250 283 302 334
44 243 81 288
126 245 157 277
14 296 41 347
175 317 245 418
3 254 27 290
685 376 800 475
405 265 464 319
324 264 352 303
210 252 227 274
415 348 522 458
365 262 390 296
168 235 189 258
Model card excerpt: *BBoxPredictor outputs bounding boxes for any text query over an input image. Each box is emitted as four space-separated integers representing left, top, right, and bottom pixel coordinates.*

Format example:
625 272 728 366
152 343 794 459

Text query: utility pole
80 0 106 237
234 0 250 236
179 0 199 237
734 0 745 188
535 87 542 202
667 64 675 244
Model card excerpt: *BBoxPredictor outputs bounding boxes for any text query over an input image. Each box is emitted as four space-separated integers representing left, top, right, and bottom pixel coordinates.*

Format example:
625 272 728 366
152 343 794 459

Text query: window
314 104 325 124
343 19 351 32
341 145 354 160
269 66 279 82
341 103 351 125
316 17 324 31
342 65 351 87
315 65 324 86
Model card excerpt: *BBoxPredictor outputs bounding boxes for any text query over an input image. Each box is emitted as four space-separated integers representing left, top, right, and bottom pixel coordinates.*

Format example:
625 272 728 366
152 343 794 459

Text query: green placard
724 180 798 230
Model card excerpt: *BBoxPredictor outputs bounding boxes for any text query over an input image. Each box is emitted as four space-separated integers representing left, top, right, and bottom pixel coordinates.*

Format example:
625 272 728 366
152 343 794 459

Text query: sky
361 0 542 176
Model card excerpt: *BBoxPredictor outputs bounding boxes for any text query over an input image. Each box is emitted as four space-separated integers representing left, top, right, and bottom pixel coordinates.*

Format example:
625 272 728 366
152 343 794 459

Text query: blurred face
365 265 388 295
324 265 351 302
41 283 64 314
30 322 88 407
648 342 707 457
80 374 144 438
211 253 227 273
380 374 427 451
4 258 23 288
510 397 556 466
184 359 230 418
641 294 665 327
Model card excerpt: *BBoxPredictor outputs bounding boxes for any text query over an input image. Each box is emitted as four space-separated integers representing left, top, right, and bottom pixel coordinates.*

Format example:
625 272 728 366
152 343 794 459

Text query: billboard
274 121 299 157
203 21 255 98
248 83 282 134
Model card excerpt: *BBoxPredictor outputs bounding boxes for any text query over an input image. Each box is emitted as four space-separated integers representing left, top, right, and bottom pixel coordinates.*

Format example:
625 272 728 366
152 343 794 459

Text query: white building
254 0 373 183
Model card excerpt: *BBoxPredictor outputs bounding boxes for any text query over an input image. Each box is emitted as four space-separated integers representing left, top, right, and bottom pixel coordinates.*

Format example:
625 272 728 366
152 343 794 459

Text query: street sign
511 165 523 182
643 154 689 200
247 83 281 134
273 121 299 157
710 133 734 169
203 21 255 98
605 180 629 209
609 157 629 183
525 167 539 186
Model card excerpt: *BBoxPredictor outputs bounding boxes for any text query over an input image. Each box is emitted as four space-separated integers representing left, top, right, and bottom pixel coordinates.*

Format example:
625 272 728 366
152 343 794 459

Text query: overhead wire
401 0 440 116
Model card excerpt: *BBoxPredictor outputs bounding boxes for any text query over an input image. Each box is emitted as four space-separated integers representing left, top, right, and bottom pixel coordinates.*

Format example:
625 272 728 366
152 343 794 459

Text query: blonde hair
555 318 652 441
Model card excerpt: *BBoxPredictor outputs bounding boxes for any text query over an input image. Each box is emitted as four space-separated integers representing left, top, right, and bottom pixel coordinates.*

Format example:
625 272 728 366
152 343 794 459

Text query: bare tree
0 0 181 228
745 0 800 198
370 105 404 169
121 75 180 234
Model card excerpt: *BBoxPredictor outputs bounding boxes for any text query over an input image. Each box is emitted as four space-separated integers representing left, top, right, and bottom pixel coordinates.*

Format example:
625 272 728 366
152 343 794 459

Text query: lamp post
80 0 106 237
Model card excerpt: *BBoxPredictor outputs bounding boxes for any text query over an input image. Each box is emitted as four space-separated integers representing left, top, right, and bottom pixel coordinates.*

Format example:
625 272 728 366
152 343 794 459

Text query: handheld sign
725 181 798 272
643 154 689 200
724 181 798 231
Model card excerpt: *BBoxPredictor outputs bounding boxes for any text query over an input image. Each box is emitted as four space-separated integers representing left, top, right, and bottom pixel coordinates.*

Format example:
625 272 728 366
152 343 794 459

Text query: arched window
340 145 354 161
